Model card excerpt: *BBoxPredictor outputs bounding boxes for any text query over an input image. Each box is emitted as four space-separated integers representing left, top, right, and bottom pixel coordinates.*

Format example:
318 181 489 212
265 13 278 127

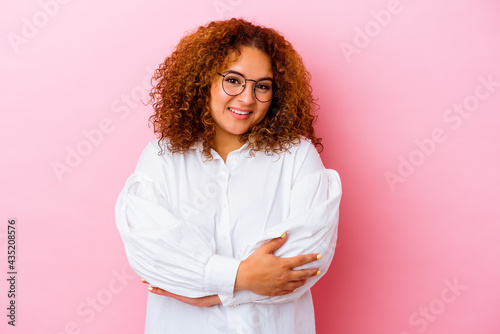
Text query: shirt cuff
203 254 241 297
219 289 261 307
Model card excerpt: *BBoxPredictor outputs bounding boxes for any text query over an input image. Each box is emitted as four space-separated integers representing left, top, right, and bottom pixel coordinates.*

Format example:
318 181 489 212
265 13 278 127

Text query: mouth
229 107 252 115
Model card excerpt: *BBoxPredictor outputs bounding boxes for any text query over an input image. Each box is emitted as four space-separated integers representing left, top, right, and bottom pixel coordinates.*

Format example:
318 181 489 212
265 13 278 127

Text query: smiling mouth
229 107 251 115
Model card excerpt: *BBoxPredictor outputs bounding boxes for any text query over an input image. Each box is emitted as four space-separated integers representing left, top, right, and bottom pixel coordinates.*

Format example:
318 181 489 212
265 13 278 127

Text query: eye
224 76 242 85
255 81 272 91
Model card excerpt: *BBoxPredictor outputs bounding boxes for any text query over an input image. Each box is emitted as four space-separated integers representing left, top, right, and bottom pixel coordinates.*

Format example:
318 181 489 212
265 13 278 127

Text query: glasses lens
221 73 275 102
222 73 245 96
254 80 274 102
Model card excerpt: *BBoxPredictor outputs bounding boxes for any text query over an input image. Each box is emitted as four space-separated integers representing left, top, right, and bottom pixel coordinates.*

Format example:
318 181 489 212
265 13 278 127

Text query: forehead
222 46 273 78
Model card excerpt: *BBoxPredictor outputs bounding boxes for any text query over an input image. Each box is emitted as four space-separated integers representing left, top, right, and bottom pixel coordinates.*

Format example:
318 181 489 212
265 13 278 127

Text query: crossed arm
116 143 341 308
143 232 323 307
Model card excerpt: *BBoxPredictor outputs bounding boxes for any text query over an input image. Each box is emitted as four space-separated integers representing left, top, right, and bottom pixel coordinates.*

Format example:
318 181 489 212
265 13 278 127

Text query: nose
237 82 256 104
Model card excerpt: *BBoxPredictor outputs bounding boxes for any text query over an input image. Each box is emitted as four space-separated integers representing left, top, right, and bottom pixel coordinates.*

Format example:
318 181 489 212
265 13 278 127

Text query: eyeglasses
218 72 275 103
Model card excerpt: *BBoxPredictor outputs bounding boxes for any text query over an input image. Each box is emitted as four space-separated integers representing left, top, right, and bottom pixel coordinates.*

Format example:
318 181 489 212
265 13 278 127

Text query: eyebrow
222 70 274 82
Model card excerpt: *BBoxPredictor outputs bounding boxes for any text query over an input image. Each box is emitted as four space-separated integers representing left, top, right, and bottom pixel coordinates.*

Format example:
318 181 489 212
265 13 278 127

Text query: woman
116 18 341 333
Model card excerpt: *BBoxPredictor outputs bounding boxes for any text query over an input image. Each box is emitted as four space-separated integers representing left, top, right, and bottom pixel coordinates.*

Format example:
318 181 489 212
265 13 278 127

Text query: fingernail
316 270 321 276
141 278 146 282
280 232 287 238
148 286 153 291
316 254 322 260
293 289 297 292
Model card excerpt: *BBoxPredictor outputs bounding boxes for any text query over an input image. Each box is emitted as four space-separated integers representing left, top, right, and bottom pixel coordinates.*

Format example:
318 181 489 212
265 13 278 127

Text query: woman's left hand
141 279 222 307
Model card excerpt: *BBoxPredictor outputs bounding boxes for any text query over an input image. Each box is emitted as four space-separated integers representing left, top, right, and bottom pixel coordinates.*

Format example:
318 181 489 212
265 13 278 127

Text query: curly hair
149 18 323 159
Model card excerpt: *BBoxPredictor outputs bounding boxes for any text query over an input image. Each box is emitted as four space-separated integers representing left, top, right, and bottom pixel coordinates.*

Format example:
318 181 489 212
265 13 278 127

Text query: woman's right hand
234 232 321 296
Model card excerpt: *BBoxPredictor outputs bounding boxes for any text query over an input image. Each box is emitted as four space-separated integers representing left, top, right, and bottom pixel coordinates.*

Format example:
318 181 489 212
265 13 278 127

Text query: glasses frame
217 72 275 103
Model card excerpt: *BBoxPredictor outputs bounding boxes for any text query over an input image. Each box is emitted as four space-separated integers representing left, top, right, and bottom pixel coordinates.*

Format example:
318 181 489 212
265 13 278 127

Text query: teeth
229 107 250 115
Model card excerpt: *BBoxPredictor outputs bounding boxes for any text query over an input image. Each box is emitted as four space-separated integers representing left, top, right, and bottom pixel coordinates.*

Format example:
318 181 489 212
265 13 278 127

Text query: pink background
1 0 499 333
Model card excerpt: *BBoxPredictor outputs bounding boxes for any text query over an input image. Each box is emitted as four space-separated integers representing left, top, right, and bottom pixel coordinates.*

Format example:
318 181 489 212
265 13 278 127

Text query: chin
225 125 251 136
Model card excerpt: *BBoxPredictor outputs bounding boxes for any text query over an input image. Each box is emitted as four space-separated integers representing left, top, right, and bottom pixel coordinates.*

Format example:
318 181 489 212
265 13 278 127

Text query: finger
260 232 287 254
283 253 322 269
288 268 321 281
141 278 149 284
281 279 307 292
172 295 220 307
147 287 193 304
271 279 309 297
270 288 296 297
150 290 220 308
148 286 175 297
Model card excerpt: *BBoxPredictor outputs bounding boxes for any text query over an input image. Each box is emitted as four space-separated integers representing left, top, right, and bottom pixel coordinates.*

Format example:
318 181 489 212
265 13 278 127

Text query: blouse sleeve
115 145 241 298
219 143 342 307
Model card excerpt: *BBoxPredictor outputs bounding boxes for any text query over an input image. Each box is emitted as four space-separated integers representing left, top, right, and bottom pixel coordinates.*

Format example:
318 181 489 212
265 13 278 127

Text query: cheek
210 84 230 108
209 85 217 105
257 104 271 118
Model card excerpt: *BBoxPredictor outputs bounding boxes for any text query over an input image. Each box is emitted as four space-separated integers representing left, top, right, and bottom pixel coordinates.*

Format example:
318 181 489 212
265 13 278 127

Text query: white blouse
115 138 341 334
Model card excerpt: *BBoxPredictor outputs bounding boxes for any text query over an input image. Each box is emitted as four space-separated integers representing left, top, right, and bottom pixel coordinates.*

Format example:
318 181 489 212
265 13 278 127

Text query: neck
212 127 245 162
